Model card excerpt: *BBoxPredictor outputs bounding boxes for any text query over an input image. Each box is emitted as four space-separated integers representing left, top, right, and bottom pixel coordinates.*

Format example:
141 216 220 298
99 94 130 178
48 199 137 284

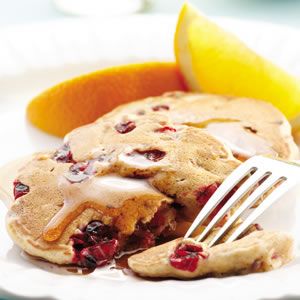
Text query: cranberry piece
65 162 91 183
135 230 155 249
80 252 98 269
115 121 136 134
254 223 263 231
195 183 238 222
125 225 155 251
70 162 88 173
155 126 176 133
152 105 169 112
13 180 29 199
71 220 119 268
65 160 98 184
86 221 106 236
135 149 166 162
170 243 208 272
196 183 219 206
150 210 166 228
71 233 86 250
71 221 115 249
79 239 119 268
53 144 74 163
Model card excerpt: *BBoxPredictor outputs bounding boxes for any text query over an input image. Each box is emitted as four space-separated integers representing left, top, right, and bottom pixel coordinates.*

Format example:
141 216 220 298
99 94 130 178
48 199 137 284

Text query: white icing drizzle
205 122 276 158
44 174 165 236
118 151 167 169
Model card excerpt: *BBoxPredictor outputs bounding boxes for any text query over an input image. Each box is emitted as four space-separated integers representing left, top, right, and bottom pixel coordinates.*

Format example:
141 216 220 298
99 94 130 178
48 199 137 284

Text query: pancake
6 92 298 272
7 113 239 267
128 230 294 278
102 92 299 160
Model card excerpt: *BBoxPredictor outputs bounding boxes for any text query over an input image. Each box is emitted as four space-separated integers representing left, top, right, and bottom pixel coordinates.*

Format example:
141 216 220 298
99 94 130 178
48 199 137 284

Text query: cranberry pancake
7 113 240 268
102 92 299 160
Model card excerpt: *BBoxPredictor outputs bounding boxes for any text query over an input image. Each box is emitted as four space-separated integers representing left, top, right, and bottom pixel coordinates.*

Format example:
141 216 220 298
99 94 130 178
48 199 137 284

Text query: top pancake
99 92 299 160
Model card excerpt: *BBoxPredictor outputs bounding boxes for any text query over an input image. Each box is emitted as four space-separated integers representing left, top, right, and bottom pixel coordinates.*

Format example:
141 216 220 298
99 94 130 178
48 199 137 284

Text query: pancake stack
6 92 298 274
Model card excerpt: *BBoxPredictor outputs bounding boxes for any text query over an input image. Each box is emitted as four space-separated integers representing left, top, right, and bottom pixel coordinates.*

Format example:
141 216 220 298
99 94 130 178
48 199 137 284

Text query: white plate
1 15 300 300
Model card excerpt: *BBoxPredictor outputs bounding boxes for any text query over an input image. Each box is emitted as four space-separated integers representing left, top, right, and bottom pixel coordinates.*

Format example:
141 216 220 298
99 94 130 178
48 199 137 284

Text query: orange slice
27 62 187 137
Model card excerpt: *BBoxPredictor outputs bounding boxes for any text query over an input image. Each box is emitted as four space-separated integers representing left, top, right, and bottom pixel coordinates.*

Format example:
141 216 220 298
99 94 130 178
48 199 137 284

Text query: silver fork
184 156 300 247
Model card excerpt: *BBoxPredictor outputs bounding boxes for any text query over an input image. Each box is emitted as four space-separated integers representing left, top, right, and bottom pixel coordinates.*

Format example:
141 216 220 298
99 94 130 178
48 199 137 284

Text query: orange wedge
27 62 187 137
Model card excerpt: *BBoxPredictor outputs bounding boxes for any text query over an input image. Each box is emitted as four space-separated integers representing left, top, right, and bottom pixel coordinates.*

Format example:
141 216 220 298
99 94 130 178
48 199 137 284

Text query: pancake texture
128 231 294 278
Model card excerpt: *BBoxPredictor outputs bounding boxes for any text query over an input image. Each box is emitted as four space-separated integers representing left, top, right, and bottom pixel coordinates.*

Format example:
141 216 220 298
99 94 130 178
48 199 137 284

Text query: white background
1 0 300 28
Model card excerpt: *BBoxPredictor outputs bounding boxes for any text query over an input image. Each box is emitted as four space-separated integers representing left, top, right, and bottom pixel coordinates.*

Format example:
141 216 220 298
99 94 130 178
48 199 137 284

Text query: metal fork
184 156 300 247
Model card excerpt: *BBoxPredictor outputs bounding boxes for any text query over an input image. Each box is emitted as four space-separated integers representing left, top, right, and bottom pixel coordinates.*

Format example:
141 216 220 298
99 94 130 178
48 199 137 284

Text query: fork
184 156 300 247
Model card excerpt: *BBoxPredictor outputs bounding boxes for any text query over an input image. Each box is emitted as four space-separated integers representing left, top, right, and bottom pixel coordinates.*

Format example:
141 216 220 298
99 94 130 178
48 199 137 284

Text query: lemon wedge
174 3 300 119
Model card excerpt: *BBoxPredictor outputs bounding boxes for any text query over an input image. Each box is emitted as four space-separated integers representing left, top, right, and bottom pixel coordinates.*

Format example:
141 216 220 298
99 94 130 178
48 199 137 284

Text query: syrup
112 255 135 276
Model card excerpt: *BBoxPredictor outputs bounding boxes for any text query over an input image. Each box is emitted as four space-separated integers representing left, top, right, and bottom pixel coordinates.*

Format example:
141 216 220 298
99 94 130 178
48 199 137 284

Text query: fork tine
226 179 293 243
208 174 282 247
184 159 256 239
196 169 268 242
